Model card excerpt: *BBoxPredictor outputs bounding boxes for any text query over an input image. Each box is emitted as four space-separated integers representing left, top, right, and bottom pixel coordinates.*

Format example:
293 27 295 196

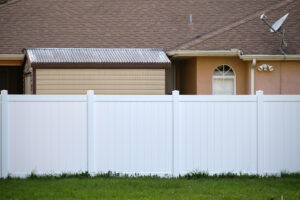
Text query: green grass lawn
0 174 300 200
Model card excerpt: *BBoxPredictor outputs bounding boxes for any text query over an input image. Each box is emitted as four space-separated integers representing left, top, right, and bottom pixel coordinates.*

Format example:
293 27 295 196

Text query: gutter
0 54 24 66
167 49 241 57
239 54 300 61
0 54 24 60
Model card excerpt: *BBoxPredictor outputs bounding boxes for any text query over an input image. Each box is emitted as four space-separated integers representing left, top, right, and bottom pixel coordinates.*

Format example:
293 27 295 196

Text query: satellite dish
260 12 289 54
270 13 289 32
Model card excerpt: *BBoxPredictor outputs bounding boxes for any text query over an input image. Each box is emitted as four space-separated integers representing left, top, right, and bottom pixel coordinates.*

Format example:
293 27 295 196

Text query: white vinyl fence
0 90 300 178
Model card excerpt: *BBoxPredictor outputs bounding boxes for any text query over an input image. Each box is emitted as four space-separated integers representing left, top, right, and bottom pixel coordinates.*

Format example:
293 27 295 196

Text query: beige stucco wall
196 57 248 95
36 69 165 95
255 61 300 94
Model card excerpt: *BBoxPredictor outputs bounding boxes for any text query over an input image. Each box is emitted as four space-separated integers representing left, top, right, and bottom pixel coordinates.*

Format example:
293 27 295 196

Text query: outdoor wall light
257 64 265 71
257 64 274 72
268 65 274 71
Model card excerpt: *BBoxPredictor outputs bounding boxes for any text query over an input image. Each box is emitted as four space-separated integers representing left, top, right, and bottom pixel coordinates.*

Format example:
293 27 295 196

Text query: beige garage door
36 69 165 94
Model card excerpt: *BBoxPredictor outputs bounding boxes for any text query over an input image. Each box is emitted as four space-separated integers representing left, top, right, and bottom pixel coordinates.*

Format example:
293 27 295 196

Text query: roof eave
167 49 241 57
240 55 300 61
0 54 24 60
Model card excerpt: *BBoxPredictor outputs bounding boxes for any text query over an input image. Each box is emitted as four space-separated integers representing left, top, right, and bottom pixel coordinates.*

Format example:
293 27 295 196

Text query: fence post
256 90 264 175
1 90 8 178
87 90 95 175
172 90 180 177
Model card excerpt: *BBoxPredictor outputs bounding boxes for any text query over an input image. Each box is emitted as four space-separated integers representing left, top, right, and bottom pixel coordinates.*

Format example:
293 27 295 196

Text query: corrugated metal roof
26 48 171 64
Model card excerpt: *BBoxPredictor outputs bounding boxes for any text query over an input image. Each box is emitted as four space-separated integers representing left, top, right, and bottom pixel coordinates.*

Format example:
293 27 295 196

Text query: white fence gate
1 90 300 177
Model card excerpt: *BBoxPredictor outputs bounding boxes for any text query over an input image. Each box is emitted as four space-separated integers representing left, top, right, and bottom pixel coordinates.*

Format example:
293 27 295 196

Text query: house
0 0 300 95
170 50 300 95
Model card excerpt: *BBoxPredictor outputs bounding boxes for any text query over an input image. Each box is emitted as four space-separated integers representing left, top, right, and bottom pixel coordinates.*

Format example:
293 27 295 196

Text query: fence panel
7 95 88 176
0 91 300 177
261 96 300 174
94 96 173 175
178 96 258 174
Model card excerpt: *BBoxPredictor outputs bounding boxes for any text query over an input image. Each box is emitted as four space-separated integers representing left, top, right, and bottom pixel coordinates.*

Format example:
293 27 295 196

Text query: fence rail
1 90 300 177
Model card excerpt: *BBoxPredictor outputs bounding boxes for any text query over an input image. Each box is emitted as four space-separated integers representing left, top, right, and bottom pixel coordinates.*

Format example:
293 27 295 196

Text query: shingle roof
0 0 299 55
26 48 171 64
186 0 300 55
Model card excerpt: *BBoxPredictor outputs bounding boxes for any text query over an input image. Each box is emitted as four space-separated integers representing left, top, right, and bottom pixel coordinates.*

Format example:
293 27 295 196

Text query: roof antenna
260 13 289 55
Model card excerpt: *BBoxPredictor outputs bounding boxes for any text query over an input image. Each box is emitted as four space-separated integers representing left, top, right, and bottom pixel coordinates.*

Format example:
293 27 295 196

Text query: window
212 65 236 95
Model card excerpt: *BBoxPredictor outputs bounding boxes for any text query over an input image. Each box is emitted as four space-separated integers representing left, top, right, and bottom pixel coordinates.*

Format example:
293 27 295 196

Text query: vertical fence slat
1 90 8 178
172 90 180 176
87 90 95 174
0 92 2 177
256 90 264 175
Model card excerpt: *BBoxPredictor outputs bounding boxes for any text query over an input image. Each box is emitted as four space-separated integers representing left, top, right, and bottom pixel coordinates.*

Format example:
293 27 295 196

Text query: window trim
212 64 236 95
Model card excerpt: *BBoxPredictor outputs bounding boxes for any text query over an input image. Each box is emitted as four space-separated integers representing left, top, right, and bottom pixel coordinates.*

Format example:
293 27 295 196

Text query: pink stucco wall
174 57 300 95
255 61 300 94
196 57 248 95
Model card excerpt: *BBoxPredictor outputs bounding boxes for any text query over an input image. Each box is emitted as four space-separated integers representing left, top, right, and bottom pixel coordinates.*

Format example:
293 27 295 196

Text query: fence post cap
1 90 8 95
256 90 264 95
172 90 179 95
87 90 94 95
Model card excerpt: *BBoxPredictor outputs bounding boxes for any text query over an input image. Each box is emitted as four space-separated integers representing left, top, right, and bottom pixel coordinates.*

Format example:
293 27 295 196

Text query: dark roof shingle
0 0 299 54
187 0 300 54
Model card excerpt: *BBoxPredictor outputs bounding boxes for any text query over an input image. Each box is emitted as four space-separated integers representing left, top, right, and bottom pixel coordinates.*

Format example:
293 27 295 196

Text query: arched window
212 65 236 95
